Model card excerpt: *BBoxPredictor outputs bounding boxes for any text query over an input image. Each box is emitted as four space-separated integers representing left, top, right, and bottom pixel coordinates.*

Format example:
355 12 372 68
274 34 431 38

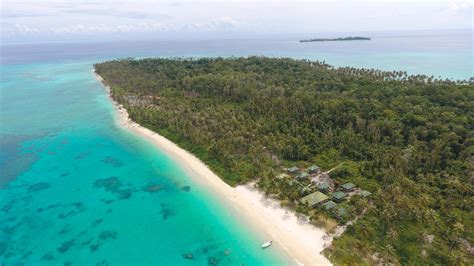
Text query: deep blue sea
0 29 472 265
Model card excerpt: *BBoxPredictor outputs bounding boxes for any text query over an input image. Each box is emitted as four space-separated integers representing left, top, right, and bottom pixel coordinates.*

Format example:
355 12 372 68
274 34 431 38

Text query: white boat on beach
261 241 272 249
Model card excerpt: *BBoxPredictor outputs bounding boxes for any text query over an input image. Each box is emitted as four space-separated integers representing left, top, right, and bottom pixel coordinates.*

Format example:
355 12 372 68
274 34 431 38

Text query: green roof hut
300 191 328 207
276 173 289 180
296 172 309 180
322 200 337 210
308 165 320 174
360 190 372 198
317 182 330 191
332 191 347 202
341 182 356 191
287 166 299 175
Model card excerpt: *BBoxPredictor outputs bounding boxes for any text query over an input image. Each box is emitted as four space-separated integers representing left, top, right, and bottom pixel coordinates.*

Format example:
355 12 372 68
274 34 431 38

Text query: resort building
332 191 347 202
296 172 309 180
341 182 356 192
360 190 372 198
300 191 328 207
317 182 330 192
322 200 337 210
287 166 299 174
308 165 320 174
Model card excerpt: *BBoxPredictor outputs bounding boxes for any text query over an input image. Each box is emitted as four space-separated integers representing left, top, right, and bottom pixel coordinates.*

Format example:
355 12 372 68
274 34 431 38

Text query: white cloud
185 16 240 31
1 0 472 43
49 22 177 34
446 0 473 16
15 24 40 34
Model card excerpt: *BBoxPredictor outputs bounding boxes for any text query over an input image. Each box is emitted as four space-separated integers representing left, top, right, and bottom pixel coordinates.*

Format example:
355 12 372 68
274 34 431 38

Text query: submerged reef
182 252 194 260
100 156 124 167
159 203 176 220
57 239 75 254
60 172 70 177
141 182 163 193
0 242 8 256
74 152 91 160
27 182 50 193
208 256 220 266
91 219 103 227
41 252 55 261
99 230 117 241
94 177 133 200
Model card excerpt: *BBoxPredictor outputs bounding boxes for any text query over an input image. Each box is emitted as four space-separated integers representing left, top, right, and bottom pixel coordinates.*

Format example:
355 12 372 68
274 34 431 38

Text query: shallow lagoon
0 62 291 265
1 30 472 264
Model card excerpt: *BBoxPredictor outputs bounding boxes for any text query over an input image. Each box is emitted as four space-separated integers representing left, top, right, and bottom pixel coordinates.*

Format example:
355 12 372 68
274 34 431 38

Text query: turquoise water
1 30 472 265
0 62 291 265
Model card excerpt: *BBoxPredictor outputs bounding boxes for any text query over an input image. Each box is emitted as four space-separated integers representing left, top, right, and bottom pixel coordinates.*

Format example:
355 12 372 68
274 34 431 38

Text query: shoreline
94 70 332 266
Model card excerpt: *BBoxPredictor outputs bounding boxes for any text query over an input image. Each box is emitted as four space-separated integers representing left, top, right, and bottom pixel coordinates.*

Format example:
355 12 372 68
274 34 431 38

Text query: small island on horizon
300 36 371 42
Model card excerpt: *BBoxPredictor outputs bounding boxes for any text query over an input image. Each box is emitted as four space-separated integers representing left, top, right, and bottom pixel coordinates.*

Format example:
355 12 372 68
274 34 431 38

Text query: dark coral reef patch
141 182 163 193
159 203 176 220
27 182 50 193
100 156 124 167
57 239 75 254
94 177 133 200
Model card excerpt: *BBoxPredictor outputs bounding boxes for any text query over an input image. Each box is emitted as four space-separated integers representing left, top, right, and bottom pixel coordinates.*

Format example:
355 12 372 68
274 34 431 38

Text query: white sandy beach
94 71 332 266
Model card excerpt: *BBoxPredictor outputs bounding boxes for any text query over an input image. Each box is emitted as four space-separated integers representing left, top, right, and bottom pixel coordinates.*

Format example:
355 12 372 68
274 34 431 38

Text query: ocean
0 29 472 265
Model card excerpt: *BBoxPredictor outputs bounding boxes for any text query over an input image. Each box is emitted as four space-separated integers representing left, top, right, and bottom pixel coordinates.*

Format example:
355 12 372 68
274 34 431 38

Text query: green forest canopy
95 57 473 265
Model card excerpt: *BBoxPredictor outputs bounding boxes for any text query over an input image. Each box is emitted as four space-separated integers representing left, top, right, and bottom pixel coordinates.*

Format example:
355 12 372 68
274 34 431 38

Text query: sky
1 0 473 44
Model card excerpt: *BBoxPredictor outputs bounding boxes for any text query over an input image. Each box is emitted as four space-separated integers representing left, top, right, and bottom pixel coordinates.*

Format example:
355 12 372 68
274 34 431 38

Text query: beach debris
100 156 124 167
57 239 75 253
27 182 50 193
182 252 194 260
181 185 191 192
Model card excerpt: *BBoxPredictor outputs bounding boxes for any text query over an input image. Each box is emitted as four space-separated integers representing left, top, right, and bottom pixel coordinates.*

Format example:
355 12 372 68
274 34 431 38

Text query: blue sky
1 0 473 44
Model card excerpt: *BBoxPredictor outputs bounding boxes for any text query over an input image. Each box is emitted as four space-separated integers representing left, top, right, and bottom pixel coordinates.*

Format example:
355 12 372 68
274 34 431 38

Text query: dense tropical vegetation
95 57 473 265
